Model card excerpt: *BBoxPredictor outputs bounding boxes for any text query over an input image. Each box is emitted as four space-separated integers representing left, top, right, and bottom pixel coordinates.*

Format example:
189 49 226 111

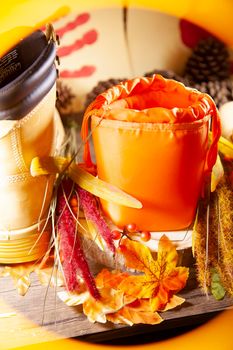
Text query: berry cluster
111 223 151 243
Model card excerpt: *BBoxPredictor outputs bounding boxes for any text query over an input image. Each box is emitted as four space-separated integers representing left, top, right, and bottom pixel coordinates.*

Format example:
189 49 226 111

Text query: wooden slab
0 267 232 348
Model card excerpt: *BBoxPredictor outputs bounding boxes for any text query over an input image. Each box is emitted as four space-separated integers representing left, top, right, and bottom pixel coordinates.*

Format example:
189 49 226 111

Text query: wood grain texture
0 267 232 348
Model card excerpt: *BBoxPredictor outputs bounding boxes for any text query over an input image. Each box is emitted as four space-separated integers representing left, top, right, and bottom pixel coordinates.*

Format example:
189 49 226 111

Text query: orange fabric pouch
81 75 221 231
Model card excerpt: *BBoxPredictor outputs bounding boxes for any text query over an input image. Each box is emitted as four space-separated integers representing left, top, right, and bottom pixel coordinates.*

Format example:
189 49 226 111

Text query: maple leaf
81 269 133 323
58 237 188 325
83 288 124 323
95 269 130 289
161 295 185 312
0 263 34 296
58 290 90 306
118 236 189 311
107 300 163 326
35 266 64 287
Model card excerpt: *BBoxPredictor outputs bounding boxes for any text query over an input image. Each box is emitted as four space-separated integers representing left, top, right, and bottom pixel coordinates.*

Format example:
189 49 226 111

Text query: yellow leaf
157 234 179 268
83 288 124 323
119 275 154 299
15 275 31 296
30 156 142 209
161 295 185 312
209 132 233 159
95 269 129 289
118 239 154 274
68 165 142 209
162 268 189 291
35 266 64 287
58 291 90 306
56 238 188 326
2 264 34 296
119 237 189 312
123 295 137 305
0 267 10 277
78 217 106 251
211 155 224 192
30 156 68 176
150 285 170 312
107 306 163 326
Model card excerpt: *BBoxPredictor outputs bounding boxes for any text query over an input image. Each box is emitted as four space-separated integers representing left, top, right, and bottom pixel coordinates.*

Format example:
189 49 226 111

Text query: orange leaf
123 295 137 305
119 275 153 299
1 263 34 296
150 285 170 312
161 295 185 312
107 304 163 326
35 266 64 287
162 268 189 291
57 236 189 326
119 238 154 274
95 269 129 289
119 236 189 312
157 235 179 268
83 288 124 323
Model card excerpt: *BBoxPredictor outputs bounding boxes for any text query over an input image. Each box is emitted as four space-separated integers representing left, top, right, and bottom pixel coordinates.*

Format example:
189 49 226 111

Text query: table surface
0 266 232 349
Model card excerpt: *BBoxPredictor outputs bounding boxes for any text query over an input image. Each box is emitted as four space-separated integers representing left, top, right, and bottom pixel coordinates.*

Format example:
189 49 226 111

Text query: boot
0 30 65 263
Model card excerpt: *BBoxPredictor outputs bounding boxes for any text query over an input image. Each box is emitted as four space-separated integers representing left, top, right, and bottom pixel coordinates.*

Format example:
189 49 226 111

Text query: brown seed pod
194 176 233 297
215 178 233 295
193 199 212 293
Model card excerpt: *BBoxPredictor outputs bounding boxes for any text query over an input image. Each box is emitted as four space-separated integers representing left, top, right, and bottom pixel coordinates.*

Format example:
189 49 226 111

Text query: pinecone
191 80 233 108
85 78 126 108
184 37 230 83
144 69 189 85
56 80 75 112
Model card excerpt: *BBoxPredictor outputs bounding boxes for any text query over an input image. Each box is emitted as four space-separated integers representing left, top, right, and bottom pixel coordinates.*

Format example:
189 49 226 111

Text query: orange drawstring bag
81 75 221 231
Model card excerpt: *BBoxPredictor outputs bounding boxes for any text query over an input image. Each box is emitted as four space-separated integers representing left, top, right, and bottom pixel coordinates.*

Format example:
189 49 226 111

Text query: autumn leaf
209 132 233 159
58 237 188 325
107 303 163 326
119 236 189 311
0 257 66 296
95 269 130 289
211 155 224 192
79 218 106 251
30 156 142 209
83 288 124 323
118 238 154 274
0 263 35 296
161 295 185 312
58 290 90 306
35 266 64 287
58 268 135 323
80 269 133 323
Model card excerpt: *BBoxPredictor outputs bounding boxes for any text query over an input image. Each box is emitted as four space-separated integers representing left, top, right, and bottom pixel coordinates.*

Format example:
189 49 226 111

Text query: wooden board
0 267 232 348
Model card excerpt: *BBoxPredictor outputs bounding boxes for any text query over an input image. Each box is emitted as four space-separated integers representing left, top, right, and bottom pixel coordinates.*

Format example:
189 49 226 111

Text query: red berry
140 231 151 242
126 223 137 233
111 230 122 241
70 197 78 207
